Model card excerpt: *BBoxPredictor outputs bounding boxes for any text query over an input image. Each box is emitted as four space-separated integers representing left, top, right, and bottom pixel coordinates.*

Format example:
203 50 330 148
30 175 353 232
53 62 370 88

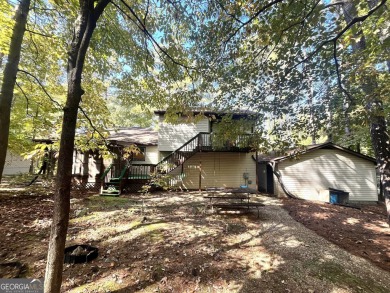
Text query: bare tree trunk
0 0 30 182
369 102 390 223
43 1 110 292
343 1 390 223
0 53 4 68
308 76 317 144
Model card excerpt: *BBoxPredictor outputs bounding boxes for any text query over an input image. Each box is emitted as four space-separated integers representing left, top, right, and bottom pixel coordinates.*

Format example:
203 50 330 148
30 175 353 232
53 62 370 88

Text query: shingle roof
154 109 258 119
258 142 376 163
107 127 158 146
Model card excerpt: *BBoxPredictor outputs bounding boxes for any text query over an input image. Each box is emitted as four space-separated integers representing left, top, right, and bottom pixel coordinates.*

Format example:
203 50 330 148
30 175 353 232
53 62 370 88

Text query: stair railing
155 132 254 174
100 163 114 193
117 164 130 193
100 163 113 180
156 132 210 174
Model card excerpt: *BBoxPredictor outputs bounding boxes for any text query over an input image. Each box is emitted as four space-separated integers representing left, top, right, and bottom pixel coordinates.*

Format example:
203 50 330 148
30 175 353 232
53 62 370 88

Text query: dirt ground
281 198 390 273
1 184 390 292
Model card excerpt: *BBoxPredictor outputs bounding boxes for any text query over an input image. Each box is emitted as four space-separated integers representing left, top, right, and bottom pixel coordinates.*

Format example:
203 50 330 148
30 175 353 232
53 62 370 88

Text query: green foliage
122 144 141 160
193 0 389 154
0 0 13 56
210 115 255 149
140 172 171 194
4 0 388 162
107 100 154 128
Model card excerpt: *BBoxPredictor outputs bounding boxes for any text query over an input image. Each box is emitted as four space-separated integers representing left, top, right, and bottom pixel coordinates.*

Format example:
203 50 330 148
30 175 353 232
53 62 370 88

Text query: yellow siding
158 116 210 151
275 149 377 202
169 152 256 190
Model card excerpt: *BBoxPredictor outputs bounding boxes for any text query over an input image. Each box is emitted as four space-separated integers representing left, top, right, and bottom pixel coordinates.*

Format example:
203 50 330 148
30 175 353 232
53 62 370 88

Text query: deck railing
128 164 156 179
156 132 254 174
101 133 254 185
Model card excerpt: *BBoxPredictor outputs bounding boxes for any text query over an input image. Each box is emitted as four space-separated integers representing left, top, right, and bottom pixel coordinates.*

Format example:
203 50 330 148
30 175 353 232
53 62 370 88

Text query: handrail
100 163 113 180
117 165 128 180
157 132 207 166
156 132 254 174
165 132 209 160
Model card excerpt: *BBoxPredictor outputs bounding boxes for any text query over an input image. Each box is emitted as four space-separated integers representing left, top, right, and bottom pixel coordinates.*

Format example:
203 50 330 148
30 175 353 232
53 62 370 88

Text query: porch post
198 161 202 191
256 151 259 192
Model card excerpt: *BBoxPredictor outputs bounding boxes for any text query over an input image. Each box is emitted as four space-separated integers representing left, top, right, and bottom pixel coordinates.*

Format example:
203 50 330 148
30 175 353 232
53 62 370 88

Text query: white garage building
258 142 378 203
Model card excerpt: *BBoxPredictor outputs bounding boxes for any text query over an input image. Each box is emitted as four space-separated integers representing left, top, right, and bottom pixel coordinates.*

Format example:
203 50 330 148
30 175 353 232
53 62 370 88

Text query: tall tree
195 1 389 221
44 1 111 291
342 0 390 221
0 0 31 182
44 0 200 291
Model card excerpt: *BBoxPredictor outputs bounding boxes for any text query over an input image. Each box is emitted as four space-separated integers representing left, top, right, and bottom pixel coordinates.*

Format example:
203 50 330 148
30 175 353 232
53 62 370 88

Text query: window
132 146 146 161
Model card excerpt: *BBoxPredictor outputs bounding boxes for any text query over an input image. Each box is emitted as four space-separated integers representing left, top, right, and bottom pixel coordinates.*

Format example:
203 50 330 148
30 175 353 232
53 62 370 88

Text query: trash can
330 193 338 204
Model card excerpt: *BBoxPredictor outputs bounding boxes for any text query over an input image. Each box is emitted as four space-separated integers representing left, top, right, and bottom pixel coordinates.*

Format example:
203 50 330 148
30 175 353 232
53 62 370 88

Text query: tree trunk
43 1 110 292
369 105 390 223
0 0 30 182
0 53 4 68
343 1 390 223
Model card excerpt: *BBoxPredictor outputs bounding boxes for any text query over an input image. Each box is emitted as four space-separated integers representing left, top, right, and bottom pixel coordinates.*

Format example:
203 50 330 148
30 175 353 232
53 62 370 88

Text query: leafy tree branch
287 0 387 76
78 106 107 142
224 0 284 45
118 0 196 71
17 69 63 109
333 39 354 103
15 81 30 115
25 28 54 38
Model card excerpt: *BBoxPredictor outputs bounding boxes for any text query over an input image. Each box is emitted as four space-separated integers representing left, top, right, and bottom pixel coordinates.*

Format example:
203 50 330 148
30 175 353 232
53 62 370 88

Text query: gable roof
107 127 158 146
154 109 258 120
258 142 376 164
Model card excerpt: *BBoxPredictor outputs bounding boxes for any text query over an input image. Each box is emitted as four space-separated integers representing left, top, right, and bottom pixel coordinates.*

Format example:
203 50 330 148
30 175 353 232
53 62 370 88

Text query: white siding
169 152 256 190
72 150 85 175
72 151 101 180
133 146 159 165
158 116 210 151
87 155 101 179
274 149 377 202
3 151 30 175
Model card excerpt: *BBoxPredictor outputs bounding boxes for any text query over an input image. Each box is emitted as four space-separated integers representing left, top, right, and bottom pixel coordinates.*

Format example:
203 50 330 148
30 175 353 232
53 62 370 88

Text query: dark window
132 146 146 161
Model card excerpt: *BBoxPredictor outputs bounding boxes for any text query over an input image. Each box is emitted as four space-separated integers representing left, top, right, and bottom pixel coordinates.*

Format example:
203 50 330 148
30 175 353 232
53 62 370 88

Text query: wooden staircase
100 164 128 196
156 132 253 174
98 132 253 195
156 133 209 174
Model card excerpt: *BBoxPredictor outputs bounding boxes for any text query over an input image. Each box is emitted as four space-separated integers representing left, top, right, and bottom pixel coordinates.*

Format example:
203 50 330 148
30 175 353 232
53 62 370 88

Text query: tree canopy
193 0 388 153
0 1 389 290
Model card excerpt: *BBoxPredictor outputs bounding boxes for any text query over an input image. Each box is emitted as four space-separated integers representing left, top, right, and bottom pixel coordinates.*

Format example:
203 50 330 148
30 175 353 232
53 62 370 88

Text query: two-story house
153 109 257 190
94 109 258 195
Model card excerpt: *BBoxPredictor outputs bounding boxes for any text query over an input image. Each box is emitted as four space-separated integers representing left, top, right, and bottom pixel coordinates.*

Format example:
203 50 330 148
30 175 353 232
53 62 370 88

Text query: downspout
269 161 300 199
255 151 258 192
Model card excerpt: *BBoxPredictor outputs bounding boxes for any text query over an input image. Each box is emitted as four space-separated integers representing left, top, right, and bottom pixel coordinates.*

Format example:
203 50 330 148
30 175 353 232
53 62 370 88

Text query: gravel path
244 195 390 292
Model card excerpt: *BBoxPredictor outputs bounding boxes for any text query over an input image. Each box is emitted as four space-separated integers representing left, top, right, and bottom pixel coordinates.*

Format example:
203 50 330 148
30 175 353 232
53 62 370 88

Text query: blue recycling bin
330 193 338 204
329 188 349 204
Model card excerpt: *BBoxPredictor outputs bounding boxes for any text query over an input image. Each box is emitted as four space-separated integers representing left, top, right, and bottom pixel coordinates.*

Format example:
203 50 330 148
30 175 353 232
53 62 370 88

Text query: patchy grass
1 188 390 292
313 261 389 293
84 195 139 211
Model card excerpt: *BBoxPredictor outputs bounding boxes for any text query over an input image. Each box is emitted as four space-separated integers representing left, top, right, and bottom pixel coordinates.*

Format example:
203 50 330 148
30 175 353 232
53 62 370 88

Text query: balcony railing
157 132 254 174
128 164 156 179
